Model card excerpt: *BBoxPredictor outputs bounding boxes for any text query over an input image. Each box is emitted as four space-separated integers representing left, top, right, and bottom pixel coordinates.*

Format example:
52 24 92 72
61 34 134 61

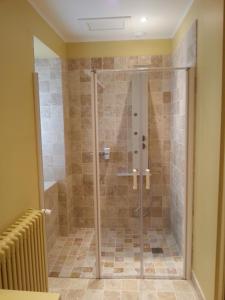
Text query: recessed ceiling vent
78 16 131 31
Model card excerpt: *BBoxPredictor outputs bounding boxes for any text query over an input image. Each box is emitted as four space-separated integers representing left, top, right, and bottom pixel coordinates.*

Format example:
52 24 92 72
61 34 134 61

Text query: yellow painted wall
66 39 172 58
173 1 224 299
0 0 66 232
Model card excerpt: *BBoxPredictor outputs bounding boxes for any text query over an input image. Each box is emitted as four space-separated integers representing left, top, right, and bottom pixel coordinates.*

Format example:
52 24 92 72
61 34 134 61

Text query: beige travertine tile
91 57 102 69
175 292 197 300
155 280 174 292
122 279 139 291
157 292 176 300
79 58 91 69
69 278 89 289
105 279 122 290
172 280 194 293
66 289 85 300
121 291 139 300
48 277 71 289
140 280 156 291
141 291 158 300
138 55 151 65
114 57 127 69
151 55 163 67
127 56 138 67
103 57 114 69
88 279 105 289
103 290 121 300
84 289 104 300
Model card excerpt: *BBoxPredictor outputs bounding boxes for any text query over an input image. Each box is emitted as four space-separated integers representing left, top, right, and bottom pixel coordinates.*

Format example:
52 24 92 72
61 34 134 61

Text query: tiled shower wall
147 66 172 230
170 21 197 251
67 55 173 230
170 69 187 253
67 60 95 228
36 58 74 236
57 61 74 236
35 58 66 182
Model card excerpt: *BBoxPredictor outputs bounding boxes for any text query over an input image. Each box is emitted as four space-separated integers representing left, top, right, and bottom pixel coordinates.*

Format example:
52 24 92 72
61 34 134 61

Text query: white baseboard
191 271 206 300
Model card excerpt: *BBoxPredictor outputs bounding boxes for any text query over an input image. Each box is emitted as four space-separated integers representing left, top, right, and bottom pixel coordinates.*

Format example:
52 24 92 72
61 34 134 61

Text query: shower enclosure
38 59 195 280
90 67 194 279
33 22 196 282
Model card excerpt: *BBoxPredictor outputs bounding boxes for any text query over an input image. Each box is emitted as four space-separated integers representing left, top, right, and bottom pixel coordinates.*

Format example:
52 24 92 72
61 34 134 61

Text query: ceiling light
140 17 147 23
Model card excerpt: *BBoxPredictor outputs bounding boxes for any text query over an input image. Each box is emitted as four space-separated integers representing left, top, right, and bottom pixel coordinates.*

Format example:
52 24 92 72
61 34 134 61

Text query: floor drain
152 248 163 254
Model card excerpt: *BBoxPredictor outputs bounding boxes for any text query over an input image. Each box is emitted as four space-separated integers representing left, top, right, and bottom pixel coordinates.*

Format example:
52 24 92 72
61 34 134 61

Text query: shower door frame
91 67 195 280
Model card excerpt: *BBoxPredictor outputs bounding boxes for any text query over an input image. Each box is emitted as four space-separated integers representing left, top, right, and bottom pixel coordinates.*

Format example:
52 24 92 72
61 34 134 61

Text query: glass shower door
93 68 188 279
96 70 142 278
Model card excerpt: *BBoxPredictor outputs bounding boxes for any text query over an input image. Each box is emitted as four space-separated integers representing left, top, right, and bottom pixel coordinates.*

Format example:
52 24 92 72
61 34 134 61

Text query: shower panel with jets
91 67 193 279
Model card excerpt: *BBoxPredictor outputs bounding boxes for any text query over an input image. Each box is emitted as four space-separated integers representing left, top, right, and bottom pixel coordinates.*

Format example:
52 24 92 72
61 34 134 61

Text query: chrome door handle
145 169 151 190
133 169 138 190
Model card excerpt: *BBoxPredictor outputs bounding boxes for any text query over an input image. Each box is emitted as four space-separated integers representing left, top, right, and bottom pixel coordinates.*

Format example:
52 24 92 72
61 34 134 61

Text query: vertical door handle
133 169 138 190
145 169 151 190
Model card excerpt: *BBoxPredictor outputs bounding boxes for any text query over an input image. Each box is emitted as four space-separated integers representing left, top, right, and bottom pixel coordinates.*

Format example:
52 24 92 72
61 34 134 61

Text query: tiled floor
101 228 183 278
49 278 199 300
48 228 96 278
48 228 183 278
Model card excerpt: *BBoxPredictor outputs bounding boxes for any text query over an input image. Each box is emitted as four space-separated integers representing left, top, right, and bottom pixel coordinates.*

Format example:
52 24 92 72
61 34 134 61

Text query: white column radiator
0 209 48 292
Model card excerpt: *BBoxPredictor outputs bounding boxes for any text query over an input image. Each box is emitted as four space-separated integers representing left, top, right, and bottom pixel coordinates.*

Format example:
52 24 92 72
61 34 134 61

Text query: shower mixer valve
102 147 110 160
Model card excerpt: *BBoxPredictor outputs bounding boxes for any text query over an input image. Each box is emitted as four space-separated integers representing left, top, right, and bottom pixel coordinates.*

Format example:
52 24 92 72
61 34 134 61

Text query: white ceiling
28 0 193 42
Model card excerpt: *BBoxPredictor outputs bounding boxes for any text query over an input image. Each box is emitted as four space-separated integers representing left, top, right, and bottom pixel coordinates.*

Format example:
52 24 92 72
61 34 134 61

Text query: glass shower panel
35 54 98 279
96 70 142 278
45 67 97 279
142 69 186 278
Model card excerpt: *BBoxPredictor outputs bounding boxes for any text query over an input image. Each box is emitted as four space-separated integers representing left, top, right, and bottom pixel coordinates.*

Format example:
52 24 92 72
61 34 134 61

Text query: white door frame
33 72 45 210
